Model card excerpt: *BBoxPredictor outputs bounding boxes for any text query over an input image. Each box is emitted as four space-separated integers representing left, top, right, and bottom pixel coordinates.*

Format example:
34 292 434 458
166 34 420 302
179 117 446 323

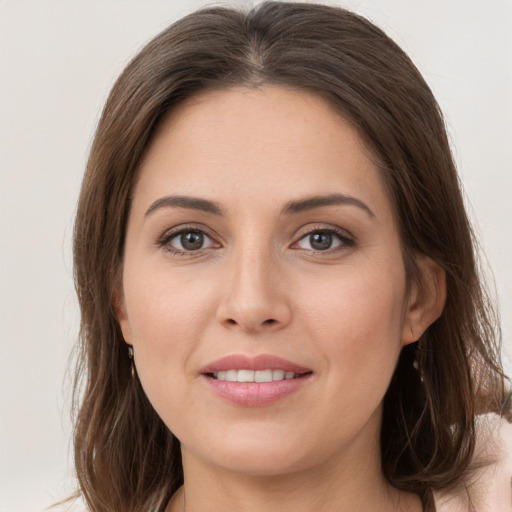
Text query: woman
71 2 510 511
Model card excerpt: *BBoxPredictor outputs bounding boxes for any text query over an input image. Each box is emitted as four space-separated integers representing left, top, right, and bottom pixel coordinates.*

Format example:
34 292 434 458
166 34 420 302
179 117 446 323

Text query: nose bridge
217 233 290 332
233 242 273 301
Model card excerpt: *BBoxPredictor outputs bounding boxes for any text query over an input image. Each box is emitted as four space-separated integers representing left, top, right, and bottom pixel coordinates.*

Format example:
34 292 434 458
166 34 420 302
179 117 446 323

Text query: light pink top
435 415 512 511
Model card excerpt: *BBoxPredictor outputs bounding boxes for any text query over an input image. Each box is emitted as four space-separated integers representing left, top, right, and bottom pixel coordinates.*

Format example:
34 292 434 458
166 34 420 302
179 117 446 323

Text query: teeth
226 370 237 382
238 369 254 382
272 369 285 381
213 369 299 382
255 370 273 382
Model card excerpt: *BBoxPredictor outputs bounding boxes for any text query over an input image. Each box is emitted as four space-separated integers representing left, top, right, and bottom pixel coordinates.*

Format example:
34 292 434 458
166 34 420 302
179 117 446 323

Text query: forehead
133 85 392 221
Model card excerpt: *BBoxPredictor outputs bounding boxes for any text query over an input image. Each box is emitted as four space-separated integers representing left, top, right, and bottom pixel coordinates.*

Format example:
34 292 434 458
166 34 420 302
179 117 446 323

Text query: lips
201 354 311 375
200 354 313 407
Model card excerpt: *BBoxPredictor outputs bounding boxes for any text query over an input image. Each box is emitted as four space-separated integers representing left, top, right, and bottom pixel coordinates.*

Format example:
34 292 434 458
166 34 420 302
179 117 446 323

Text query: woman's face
118 86 420 476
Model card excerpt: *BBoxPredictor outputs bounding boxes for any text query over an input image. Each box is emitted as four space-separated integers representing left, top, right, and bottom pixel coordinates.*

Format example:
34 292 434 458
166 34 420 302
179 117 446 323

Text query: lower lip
202 374 311 407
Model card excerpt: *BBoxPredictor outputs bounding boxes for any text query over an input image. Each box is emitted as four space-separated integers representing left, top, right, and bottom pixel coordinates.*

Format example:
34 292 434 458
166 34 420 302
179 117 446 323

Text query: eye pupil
310 232 332 250
181 231 204 250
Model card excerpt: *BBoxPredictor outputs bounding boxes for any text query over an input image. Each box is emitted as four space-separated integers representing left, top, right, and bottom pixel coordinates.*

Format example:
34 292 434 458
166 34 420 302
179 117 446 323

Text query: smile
212 369 300 382
201 354 313 407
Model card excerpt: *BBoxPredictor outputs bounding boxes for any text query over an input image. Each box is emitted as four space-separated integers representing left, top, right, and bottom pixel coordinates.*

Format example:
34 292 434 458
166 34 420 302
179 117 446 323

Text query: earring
128 345 135 378
412 341 423 382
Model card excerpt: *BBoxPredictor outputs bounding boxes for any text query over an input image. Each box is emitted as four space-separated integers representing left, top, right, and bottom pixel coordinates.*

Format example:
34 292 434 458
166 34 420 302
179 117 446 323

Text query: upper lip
200 354 312 375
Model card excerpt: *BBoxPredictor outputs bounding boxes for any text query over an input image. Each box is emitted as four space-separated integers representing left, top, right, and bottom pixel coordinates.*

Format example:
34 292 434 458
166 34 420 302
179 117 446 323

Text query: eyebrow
144 193 374 218
282 193 375 218
145 195 224 217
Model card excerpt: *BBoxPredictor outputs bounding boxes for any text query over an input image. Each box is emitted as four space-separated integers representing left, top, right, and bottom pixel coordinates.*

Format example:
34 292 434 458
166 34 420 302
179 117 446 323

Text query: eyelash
157 225 355 256
294 226 355 253
157 225 218 256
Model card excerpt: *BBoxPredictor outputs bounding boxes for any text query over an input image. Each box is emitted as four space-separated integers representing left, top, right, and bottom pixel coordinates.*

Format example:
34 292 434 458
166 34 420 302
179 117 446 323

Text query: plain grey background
1 1 511 510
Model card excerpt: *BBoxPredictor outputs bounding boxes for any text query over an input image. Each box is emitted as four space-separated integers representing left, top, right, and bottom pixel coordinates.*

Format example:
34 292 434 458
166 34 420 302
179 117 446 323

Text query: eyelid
291 225 355 251
157 224 222 254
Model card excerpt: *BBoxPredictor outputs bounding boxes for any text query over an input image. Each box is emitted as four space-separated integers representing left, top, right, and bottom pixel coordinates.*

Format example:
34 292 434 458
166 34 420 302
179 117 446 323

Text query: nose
216 245 292 334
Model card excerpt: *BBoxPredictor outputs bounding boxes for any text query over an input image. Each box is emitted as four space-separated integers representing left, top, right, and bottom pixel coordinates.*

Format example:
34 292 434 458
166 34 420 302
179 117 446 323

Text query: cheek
301 265 406 383
286 266 406 454
122 266 215 390
125 262 213 340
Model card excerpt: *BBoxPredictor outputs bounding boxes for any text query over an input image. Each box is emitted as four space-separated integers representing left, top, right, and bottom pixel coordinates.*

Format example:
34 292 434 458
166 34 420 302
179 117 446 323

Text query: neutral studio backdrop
1 1 511 511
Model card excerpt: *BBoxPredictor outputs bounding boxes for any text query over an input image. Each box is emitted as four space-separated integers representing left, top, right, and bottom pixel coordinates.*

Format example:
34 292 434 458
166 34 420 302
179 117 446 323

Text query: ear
401 255 446 346
113 287 133 345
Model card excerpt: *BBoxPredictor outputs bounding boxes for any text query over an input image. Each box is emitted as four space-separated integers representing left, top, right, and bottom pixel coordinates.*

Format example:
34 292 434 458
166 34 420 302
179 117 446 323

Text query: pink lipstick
200 354 313 407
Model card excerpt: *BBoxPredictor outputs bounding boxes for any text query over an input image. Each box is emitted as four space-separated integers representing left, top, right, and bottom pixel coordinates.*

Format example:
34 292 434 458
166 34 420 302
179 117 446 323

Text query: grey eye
179 231 204 250
296 230 344 251
309 232 333 250
164 229 217 252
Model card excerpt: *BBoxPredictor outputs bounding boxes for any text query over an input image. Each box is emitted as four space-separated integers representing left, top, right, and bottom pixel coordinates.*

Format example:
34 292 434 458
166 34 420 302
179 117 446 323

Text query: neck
166 431 422 512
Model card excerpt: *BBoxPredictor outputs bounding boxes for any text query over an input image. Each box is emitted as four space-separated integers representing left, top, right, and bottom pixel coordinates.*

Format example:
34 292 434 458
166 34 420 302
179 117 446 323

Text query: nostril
221 316 282 330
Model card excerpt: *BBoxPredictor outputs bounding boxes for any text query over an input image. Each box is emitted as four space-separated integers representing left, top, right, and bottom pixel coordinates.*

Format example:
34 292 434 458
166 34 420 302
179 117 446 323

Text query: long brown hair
72 2 509 511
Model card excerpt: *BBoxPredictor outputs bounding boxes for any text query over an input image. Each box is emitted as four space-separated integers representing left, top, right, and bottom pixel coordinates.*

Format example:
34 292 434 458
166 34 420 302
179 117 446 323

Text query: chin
210 449 312 477
181 426 332 477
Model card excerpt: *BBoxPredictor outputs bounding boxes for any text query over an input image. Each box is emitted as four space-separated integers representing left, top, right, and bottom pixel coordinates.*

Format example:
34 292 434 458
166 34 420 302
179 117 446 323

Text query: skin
117 86 445 512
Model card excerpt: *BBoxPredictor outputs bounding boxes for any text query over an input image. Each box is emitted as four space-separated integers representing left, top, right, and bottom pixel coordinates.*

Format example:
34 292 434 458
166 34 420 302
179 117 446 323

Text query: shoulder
435 414 512 512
